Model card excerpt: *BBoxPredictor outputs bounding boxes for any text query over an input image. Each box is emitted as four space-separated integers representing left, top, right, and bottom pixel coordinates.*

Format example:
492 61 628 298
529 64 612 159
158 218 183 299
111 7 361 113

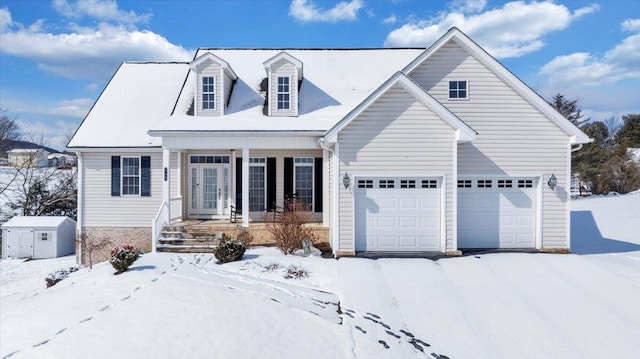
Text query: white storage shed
1 216 76 259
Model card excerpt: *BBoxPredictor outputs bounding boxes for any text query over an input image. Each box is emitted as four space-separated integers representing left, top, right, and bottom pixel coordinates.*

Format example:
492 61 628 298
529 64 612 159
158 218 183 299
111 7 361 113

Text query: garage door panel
458 177 536 249
355 177 441 252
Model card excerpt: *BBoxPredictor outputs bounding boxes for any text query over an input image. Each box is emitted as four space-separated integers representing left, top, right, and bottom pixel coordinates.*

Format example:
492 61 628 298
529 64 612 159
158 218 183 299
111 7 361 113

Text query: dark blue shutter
141 156 151 196
267 158 276 210
284 157 293 201
235 157 242 210
314 157 323 212
111 156 120 196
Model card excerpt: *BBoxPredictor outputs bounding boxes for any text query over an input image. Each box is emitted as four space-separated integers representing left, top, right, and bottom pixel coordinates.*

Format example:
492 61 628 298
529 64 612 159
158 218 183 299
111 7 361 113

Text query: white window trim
249 157 267 212
276 76 291 110
294 157 314 211
121 156 141 196
40 233 49 241
448 80 468 100
202 75 216 111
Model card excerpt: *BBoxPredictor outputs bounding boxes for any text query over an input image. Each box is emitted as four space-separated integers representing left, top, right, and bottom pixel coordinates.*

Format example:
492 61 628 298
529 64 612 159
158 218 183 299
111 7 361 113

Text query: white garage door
458 178 537 248
355 177 441 252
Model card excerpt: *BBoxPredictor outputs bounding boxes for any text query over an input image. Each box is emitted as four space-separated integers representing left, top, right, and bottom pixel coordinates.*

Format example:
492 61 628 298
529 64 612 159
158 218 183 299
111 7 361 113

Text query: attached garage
457 177 538 249
1 216 76 259
354 177 442 252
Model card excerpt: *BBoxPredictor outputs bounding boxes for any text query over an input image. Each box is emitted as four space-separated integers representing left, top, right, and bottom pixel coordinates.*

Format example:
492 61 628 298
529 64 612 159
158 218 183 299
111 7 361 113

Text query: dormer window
449 80 468 99
277 77 290 110
202 76 216 110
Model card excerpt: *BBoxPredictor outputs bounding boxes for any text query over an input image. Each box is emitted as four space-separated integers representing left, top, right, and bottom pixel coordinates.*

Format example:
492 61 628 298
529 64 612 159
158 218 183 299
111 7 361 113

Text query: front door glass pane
202 168 217 209
191 168 198 210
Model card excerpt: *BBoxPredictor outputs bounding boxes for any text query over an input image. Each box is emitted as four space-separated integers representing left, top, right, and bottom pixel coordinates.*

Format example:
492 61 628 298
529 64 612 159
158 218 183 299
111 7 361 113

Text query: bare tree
76 232 111 269
0 108 21 151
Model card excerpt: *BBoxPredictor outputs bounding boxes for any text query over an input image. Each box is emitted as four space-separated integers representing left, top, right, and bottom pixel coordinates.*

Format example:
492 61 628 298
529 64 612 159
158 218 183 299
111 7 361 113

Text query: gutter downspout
75 151 83 265
571 144 583 152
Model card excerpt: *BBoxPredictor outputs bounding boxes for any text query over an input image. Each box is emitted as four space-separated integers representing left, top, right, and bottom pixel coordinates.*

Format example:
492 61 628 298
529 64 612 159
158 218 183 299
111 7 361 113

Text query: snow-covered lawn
1 193 639 359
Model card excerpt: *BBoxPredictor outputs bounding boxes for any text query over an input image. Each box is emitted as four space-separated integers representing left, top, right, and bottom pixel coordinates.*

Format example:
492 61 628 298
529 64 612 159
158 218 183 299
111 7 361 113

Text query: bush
45 265 80 288
214 235 246 264
266 199 318 255
235 228 255 248
284 265 309 279
110 244 144 274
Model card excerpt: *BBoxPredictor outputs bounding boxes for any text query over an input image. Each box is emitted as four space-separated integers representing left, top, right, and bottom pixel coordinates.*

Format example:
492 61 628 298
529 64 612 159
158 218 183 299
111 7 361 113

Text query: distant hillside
0 140 59 158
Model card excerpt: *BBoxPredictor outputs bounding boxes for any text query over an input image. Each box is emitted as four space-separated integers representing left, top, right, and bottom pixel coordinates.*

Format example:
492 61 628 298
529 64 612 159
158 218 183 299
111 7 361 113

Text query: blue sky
0 0 639 151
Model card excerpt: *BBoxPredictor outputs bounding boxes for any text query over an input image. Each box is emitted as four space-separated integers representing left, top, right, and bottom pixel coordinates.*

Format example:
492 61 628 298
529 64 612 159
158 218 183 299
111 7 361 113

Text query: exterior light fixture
547 173 557 190
343 173 351 189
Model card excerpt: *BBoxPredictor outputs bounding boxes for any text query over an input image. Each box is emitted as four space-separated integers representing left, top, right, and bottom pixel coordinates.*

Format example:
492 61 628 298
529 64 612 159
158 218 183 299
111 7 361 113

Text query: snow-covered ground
1 193 639 359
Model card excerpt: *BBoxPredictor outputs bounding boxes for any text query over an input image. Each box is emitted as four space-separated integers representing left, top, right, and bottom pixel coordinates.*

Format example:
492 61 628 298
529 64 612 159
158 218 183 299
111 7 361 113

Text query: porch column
162 148 171 223
322 148 329 226
242 148 250 228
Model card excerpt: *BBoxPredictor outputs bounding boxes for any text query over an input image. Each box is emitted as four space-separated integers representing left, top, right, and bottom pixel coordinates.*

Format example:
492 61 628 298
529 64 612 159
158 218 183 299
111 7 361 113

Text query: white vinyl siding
269 59 298 116
195 59 223 116
82 152 165 227
223 71 233 108
337 84 456 252
408 39 571 248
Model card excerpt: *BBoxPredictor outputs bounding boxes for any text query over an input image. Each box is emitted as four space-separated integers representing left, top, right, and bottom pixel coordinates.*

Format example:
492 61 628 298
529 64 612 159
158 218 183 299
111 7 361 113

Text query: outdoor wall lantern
343 173 351 189
547 173 557 190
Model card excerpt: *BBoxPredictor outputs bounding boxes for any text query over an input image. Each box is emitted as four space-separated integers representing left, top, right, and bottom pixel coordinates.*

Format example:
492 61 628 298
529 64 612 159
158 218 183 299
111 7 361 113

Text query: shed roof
1 216 76 228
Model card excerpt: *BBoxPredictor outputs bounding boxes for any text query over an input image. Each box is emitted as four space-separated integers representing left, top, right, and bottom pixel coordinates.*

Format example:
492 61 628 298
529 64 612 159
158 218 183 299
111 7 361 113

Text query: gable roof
2 216 75 228
67 62 190 148
325 71 477 143
190 52 238 80
402 27 591 145
263 51 303 79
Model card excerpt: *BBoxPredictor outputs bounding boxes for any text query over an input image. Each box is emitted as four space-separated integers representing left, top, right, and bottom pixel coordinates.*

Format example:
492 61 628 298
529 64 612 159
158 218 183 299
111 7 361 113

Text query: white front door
189 155 231 218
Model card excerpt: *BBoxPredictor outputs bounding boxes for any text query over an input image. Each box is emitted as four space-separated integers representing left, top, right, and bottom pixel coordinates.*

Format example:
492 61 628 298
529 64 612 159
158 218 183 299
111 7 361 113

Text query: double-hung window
249 158 266 211
277 76 290 110
449 80 468 99
202 76 216 110
121 157 140 195
294 157 313 210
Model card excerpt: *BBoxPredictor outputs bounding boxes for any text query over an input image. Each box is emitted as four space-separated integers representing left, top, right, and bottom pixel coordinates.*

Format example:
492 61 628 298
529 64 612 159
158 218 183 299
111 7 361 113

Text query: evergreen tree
615 114 640 150
549 93 589 126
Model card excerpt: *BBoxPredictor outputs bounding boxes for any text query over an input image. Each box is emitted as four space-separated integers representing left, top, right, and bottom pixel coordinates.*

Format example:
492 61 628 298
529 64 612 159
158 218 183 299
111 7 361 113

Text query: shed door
458 178 537 248
355 178 441 252
6 229 34 258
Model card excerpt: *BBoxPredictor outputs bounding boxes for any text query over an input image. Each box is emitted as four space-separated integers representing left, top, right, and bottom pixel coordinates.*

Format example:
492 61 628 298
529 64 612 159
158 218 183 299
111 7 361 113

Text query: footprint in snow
378 340 390 349
32 339 49 347
408 339 424 352
133 286 142 292
161 270 167 275
79 316 93 323
2 350 19 359
430 352 448 359
344 311 355 318
414 338 430 347
355 326 367 334
385 330 401 339
99 305 111 312
151 277 159 282
400 329 414 338
55 327 68 335
121 295 131 301
366 312 381 319
362 316 391 330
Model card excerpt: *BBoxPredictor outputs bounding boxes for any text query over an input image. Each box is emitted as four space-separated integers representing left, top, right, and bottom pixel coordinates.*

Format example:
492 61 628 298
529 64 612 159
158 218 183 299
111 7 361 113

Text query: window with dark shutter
111 156 121 196
314 157 322 212
235 157 242 210
284 157 293 201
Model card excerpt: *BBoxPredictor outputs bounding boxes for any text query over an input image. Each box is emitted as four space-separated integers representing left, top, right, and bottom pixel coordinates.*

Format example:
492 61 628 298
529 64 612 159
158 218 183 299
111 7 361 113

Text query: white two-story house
67 28 590 263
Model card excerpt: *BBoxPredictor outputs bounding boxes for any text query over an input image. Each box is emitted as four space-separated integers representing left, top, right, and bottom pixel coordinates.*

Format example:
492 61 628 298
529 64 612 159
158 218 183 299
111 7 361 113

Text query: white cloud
449 0 487 14
383 14 397 25
384 1 598 58
52 0 151 24
51 98 94 118
0 8 191 81
573 3 599 18
0 7 11 30
622 18 640 32
289 0 364 23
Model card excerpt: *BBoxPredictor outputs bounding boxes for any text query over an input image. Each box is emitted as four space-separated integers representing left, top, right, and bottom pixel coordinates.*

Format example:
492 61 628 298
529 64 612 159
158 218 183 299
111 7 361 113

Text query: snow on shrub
109 244 144 274
45 265 80 288
214 234 246 264
284 265 309 279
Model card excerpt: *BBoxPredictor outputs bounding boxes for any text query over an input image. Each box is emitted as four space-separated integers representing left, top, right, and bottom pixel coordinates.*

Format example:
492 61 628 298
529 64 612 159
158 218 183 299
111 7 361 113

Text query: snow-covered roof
67 62 190 148
2 216 75 228
8 149 47 153
149 48 423 134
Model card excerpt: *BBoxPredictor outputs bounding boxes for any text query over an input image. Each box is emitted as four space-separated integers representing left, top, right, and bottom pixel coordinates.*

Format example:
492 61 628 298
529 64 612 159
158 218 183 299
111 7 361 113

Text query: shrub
284 265 309 279
110 244 144 274
266 199 319 255
214 235 246 264
235 228 255 248
45 266 80 288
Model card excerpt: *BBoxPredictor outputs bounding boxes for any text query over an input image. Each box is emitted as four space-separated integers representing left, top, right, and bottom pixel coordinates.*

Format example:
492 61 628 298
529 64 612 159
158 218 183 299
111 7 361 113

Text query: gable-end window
449 80 468 99
111 156 151 196
294 157 313 210
277 76 290 110
202 76 216 110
